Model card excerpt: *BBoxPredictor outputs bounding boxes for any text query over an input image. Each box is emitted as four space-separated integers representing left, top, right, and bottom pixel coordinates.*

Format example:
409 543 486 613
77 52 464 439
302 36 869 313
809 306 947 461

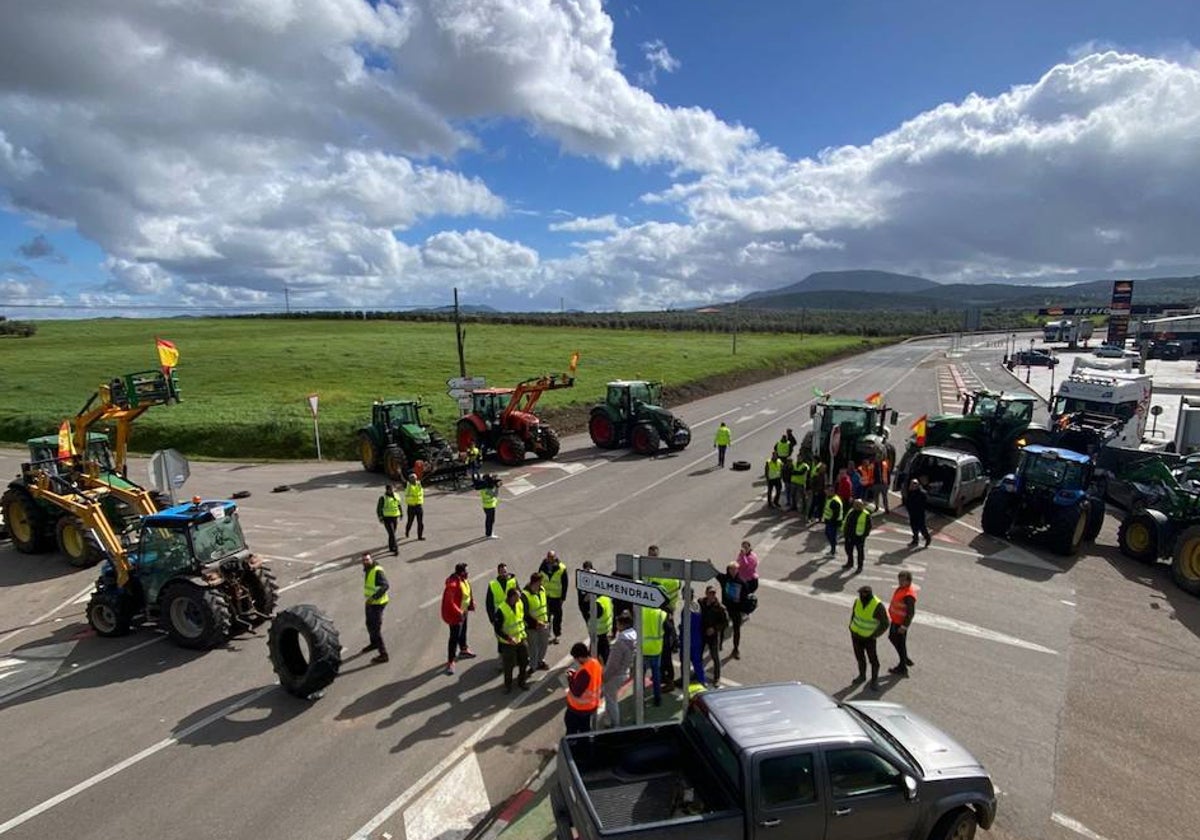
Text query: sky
2 0 1200 316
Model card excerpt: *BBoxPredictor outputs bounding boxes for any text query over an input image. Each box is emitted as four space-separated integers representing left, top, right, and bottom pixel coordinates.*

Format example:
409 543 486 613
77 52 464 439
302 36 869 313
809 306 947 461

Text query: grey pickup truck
551 682 996 840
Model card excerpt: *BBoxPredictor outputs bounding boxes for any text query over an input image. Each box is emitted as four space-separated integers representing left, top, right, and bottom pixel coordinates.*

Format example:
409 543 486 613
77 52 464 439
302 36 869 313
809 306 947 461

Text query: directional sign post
447 376 486 416
575 570 665 607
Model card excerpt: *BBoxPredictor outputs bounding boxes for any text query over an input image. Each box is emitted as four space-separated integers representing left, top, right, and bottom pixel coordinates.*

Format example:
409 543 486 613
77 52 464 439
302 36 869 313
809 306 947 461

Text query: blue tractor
981 445 1105 556
86 499 278 649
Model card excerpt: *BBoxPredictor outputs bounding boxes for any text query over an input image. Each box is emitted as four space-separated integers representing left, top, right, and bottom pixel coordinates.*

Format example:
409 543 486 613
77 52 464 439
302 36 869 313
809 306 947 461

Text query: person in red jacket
835 467 854 505
441 562 477 675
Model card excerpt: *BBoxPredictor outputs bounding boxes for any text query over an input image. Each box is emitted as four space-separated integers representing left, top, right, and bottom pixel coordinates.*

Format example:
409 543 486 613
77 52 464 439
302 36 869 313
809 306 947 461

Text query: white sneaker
488 533 500 539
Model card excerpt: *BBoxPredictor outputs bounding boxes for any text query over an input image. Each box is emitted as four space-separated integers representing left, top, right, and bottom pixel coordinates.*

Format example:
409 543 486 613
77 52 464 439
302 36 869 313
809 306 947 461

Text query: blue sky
2 0 1200 314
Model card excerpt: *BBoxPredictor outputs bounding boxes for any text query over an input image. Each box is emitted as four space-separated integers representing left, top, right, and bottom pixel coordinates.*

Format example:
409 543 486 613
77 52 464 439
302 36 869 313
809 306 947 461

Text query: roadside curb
998 360 1049 406
471 755 558 840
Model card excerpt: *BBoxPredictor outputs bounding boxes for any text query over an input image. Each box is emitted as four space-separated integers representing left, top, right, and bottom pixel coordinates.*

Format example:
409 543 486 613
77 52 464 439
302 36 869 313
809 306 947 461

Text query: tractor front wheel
496 434 526 465
160 582 233 650
87 589 133 637
1170 525 1200 596
1082 496 1106 543
359 432 381 473
1048 502 1088 557
1117 513 1159 564
589 411 619 448
56 516 104 568
538 427 561 460
631 423 661 455
1 487 52 554
383 446 409 482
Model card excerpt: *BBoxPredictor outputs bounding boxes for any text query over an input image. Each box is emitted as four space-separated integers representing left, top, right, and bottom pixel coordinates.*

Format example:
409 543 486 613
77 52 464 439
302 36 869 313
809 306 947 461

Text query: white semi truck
1051 370 1154 450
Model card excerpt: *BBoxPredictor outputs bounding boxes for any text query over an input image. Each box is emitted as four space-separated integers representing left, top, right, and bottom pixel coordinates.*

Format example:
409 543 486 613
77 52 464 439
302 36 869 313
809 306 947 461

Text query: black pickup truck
551 682 996 840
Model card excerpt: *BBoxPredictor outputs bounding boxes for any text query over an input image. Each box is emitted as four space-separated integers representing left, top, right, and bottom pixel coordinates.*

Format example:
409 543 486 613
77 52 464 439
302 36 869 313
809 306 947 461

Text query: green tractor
357 399 460 485
588 380 692 455
801 397 897 477
905 390 1037 478
981 445 1105 556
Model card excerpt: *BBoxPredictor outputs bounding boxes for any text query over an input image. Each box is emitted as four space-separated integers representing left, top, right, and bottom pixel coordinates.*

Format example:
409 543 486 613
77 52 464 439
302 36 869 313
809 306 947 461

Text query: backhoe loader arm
28 472 133 586
73 370 180 473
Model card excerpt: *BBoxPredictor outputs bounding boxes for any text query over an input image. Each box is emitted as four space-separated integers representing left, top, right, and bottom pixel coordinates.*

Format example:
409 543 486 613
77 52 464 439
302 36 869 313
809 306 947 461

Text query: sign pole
633 554 644 726
313 416 322 461
588 593 598 661
680 559 692 712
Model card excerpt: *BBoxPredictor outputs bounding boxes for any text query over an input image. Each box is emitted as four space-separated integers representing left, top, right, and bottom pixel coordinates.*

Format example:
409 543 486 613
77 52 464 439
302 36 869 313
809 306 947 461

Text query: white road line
539 526 573 546
0 637 164 708
295 534 357 559
1051 812 1113 840
257 553 326 566
1060 600 1077 607
0 685 272 835
729 498 763 522
403 753 490 840
0 583 95 648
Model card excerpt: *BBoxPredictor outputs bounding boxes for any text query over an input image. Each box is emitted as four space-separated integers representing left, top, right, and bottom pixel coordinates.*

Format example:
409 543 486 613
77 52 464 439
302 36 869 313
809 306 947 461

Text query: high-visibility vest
524 587 549 623
489 576 517 606
405 482 424 506
714 426 731 446
823 495 844 524
497 600 526 644
481 487 499 509
641 607 664 655
857 464 873 487
791 462 810 485
888 585 917 625
766 459 782 480
774 440 790 457
468 445 481 462
566 658 603 712
847 510 870 537
849 596 883 637
544 563 567 599
380 494 400 518
460 579 472 611
594 595 613 635
364 566 389 606
650 577 681 612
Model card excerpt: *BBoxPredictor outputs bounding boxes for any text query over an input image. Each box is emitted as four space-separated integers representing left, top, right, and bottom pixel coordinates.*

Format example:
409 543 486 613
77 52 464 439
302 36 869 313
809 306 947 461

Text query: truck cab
1051 371 1152 450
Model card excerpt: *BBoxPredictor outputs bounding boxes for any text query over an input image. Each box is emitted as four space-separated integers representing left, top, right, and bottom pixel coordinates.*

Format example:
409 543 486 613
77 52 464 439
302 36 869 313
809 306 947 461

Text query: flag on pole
156 337 179 372
910 414 928 447
568 351 580 374
864 391 883 406
57 420 75 461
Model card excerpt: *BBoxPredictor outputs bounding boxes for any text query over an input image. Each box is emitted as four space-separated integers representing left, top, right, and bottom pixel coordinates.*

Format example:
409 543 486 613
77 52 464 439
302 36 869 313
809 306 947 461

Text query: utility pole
732 301 739 356
453 287 467 378
283 283 290 315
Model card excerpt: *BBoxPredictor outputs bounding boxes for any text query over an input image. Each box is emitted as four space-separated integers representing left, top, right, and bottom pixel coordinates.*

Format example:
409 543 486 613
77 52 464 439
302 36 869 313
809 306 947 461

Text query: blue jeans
825 521 839 553
643 654 662 704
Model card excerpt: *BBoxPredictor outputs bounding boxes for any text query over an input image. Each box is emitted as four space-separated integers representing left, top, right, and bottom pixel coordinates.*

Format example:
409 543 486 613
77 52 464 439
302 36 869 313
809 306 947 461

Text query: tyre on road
1048 502 1088 557
631 423 660 455
730 460 752 471
1170 525 1200 596
1117 512 1159 564
159 581 233 650
56 515 104 568
268 604 342 698
588 411 619 448
1 487 53 554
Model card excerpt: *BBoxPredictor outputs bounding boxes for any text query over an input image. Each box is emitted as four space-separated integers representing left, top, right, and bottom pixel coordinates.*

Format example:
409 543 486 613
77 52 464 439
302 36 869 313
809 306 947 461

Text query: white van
898 447 989 515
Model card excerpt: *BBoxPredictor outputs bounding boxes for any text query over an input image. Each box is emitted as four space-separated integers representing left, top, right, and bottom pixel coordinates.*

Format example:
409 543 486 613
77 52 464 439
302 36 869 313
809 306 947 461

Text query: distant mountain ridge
742 270 937 298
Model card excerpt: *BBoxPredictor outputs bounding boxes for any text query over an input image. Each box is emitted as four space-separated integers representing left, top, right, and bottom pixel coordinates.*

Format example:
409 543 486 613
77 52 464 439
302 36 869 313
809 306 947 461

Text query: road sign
306 393 319 418
148 449 190 504
447 376 486 391
576 570 665 608
614 553 718 581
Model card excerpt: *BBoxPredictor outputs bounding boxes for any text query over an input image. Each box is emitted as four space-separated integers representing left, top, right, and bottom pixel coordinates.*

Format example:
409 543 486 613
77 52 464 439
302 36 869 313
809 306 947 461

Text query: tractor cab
24 432 116 477
471 390 514 428
132 500 248 604
376 400 419 429
606 380 662 418
1014 445 1092 496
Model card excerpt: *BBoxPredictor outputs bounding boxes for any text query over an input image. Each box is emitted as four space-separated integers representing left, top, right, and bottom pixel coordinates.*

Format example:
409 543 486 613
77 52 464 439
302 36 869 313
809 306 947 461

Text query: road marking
258 553 327 566
757 578 1058 655
539 526 573 546
0 637 163 708
0 583 94 648
1060 600 1076 607
1051 812 1113 840
296 534 358 559
504 476 536 497
403 753 490 840
0 685 273 834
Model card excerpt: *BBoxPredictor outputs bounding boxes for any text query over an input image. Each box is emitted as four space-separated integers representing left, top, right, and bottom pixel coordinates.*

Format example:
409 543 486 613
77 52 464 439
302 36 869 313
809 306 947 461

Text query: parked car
895 447 989 515
1093 343 1130 359
1147 341 1184 361
1012 349 1058 367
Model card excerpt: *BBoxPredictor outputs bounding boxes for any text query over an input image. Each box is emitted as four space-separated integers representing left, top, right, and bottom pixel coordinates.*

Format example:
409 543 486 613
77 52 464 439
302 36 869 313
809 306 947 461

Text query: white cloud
639 39 681 87
549 214 622 234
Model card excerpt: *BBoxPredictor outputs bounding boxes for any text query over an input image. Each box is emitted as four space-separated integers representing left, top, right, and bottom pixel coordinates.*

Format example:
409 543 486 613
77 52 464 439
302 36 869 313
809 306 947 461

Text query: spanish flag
156 337 179 372
864 391 883 406
910 414 928 447
57 420 75 461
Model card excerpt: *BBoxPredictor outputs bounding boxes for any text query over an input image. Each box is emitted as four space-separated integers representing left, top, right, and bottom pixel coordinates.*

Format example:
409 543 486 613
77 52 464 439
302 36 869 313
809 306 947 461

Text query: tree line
0 316 36 337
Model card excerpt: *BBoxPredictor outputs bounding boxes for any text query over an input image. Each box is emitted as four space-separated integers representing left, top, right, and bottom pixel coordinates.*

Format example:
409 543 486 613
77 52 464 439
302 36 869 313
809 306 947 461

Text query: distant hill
743 270 937 300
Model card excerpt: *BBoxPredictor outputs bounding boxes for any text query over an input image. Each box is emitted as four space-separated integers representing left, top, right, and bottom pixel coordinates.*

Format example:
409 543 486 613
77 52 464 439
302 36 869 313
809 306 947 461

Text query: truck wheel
631 423 660 455
928 807 978 840
268 604 342 698
588 411 619 448
359 432 381 472
87 589 133 637
1082 496 1105 542
159 582 233 650
1 487 53 554
1048 503 1088 556
383 445 409 482
496 434 526 465
1117 513 1159 564
56 516 104 568
1170 525 1200 596
538 427 561 459
980 492 1014 537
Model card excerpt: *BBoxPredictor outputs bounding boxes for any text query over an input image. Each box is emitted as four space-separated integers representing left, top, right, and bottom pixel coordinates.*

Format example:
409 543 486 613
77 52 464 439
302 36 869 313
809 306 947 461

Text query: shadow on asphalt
831 671 905 702
172 684 309 745
405 536 489 563
0 545 86 588
272 468 382 493
688 465 722 477
965 533 1072 582
1089 541 1200 641
335 665 450 721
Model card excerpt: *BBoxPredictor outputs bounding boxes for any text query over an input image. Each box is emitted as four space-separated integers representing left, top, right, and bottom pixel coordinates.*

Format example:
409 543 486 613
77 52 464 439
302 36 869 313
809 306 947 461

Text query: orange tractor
456 371 575 466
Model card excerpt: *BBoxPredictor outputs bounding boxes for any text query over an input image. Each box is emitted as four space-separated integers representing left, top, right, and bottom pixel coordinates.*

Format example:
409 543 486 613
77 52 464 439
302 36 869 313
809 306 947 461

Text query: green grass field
0 319 885 460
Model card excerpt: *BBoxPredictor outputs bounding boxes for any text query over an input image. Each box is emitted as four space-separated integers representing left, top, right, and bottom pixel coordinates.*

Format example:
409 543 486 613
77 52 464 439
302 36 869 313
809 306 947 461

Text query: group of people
375 472 503 555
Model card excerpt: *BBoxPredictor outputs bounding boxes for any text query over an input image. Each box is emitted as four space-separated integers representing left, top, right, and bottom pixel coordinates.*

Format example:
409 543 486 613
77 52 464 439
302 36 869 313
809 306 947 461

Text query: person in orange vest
887 571 918 677
565 641 603 734
869 454 891 514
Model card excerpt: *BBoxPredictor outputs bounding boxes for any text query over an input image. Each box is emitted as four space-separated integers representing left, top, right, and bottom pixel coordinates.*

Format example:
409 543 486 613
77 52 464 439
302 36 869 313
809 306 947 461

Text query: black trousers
888 625 910 669
661 616 676 687
716 444 727 466
484 507 496 536
564 707 594 735
548 597 564 639
500 640 529 690
844 536 865 570
910 513 930 543
729 610 744 652
448 619 467 663
705 634 722 682
381 517 399 553
766 479 782 506
596 633 610 663
851 633 879 680
365 603 387 655
405 504 424 538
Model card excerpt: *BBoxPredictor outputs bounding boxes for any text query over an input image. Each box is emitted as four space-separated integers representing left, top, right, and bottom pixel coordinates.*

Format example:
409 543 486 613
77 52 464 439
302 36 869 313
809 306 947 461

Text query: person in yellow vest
486 562 519 669
822 492 845 557
849 585 889 691
480 475 501 538
404 472 425 541
713 421 732 467
774 434 791 459
538 550 569 643
789 456 811 519
376 484 401 556
523 572 552 671
361 553 390 664
842 499 873 572
466 443 483 482
493 586 530 693
887 571 918 676
440 562 477 675
576 561 613 663
565 642 603 734
764 452 783 508
640 604 665 706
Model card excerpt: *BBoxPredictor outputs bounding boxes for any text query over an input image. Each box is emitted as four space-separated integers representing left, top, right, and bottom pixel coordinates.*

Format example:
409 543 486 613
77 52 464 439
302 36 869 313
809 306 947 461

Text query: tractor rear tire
87 589 133 637
1082 496 1106 543
245 565 279 627
56 516 105 568
538 427 561 460
1117 513 1159 564
383 445 409 482
631 423 661 455
589 411 619 448
1 487 53 554
268 604 342 698
981 491 1015 537
1170 525 1200 596
159 582 233 650
1048 502 1088 557
496 434 526 465
359 432 382 473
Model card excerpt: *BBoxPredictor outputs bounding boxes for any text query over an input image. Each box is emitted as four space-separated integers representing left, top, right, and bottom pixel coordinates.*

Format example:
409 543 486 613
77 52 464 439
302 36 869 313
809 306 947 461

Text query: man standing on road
764 452 783 508
565 642 603 735
717 562 746 660
539 550 569 644
905 479 931 548
481 475 500 538
640 604 665 706
835 467 853 505
404 472 425 541
822 492 845 557
466 442 483 482
789 455 810 517
494 587 530 693
774 434 791 459
842 499 872 573
869 454 891 514
376 484 401 556
523 572 551 671
602 612 636 728
849 585 889 691
486 562 518 668
714 421 732 467
440 562 476 674
699 585 729 687
361 553 390 664
887 571 918 677
808 461 827 522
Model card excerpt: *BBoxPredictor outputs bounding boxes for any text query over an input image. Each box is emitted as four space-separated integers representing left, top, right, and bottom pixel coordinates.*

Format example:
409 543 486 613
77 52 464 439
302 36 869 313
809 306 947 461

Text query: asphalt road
0 334 1196 840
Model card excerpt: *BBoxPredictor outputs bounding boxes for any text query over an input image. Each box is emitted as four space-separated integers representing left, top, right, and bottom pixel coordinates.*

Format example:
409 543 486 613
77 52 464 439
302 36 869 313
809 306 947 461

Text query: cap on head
582 560 594 570
408 472 417 481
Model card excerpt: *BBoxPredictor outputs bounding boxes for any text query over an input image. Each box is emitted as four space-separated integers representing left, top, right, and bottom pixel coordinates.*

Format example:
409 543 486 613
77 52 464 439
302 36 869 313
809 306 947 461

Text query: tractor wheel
56 516 105 568
159 581 233 650
383 445 409 482
268 604 342 698
1170 525 1200 596
1083 495 1106 542
496 434 526 465
1048 502 1088 557
538 427 561 460
667 419 692 451
1 487 53 554
631 423 661 455
245 564 279 627
980 491 1015 537
359 432 382 473
1117 513 1159 564
589 411 619 448
87 589 133 637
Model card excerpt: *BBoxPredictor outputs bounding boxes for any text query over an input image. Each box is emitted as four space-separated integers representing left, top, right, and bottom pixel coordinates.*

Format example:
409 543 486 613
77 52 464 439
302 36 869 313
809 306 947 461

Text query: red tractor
456 373 574 465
